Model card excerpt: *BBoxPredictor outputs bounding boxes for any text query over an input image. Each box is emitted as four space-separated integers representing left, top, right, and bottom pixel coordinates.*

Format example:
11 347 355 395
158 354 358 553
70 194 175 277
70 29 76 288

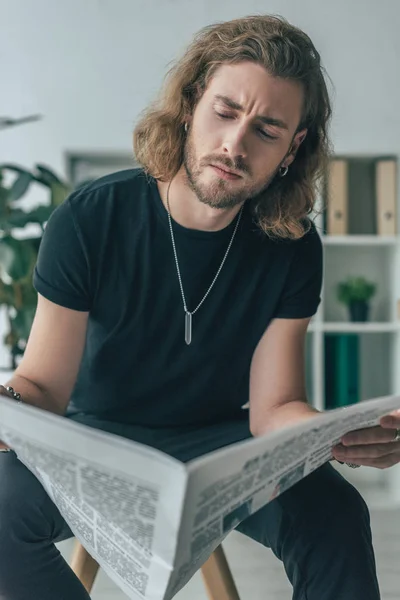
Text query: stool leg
70 540 100 593
200 545 241 600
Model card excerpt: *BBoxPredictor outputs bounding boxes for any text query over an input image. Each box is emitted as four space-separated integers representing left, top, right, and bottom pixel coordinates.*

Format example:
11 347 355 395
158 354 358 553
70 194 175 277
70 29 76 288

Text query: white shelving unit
309 322 400 333
306 155 400 499
322 235 399 246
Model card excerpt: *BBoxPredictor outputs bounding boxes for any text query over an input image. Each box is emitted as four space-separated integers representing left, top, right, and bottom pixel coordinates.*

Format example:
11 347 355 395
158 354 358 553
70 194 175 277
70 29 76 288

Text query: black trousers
0 415 380 599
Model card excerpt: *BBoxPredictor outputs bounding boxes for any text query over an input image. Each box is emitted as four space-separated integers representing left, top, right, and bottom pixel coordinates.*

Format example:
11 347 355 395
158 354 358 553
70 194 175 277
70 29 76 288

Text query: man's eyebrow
214 94 289 130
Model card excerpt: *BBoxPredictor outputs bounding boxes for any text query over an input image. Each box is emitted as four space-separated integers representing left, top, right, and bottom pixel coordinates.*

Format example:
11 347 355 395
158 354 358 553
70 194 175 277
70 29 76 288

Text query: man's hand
332 409 400 469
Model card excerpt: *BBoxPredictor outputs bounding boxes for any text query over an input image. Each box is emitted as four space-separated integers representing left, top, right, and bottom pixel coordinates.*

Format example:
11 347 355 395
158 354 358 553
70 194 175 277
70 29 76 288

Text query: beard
183 130 280 210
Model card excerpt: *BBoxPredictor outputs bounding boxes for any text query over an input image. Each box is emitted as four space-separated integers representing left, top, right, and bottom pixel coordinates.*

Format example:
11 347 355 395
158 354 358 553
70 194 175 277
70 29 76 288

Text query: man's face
184 61 307 209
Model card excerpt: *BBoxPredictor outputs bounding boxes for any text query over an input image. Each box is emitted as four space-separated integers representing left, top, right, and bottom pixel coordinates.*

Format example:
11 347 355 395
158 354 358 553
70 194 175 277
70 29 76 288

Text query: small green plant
0 164 71 368
337 276 377 305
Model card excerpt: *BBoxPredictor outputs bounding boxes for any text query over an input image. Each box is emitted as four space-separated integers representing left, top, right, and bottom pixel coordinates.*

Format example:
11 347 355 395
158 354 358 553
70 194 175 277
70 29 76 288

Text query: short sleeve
33 198 92 311
274 222 323 319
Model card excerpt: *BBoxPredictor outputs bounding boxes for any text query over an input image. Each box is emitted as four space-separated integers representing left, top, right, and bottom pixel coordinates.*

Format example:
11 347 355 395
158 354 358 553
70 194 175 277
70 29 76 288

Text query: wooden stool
70 539 241 599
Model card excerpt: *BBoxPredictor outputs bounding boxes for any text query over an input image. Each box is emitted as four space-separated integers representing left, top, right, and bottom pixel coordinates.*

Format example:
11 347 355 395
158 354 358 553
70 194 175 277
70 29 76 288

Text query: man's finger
335 453 400 470
333 443 400 460
380 414 400 429
341 426 397 446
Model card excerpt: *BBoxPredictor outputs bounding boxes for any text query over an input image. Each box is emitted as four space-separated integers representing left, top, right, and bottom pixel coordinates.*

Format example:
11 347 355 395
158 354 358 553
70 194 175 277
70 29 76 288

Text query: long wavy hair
133 15 332 239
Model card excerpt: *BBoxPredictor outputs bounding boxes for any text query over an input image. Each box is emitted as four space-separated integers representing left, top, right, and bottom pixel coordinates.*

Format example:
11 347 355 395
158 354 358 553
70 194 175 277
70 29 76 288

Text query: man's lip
210 163 242 177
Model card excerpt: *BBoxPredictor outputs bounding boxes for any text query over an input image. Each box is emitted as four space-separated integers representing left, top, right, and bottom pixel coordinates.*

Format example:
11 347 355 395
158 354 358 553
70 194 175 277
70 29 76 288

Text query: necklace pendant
185 311 192 345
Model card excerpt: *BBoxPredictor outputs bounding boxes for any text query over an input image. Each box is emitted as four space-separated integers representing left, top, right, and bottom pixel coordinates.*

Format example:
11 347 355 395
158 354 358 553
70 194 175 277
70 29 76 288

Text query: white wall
2 0 400 169
1 0 400 367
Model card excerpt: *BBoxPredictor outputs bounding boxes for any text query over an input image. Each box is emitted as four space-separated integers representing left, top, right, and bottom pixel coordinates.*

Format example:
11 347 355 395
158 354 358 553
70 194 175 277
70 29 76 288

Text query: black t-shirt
33 169 322 428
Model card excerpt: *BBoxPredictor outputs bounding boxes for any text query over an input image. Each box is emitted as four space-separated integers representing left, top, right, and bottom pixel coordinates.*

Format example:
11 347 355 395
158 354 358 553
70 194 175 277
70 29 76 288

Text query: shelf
309 322 400 333
322 235 399 246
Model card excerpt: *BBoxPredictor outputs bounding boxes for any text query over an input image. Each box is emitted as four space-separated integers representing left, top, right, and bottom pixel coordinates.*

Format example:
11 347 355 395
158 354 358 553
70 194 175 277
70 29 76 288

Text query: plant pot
348 300 369 322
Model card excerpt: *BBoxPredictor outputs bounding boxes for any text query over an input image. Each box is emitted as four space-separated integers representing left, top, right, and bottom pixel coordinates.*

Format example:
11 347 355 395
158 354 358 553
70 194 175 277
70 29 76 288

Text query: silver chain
166 181 243 316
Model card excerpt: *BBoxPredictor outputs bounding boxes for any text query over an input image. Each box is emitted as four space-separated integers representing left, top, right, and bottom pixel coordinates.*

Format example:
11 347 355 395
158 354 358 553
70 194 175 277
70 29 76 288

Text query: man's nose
221 124 248 160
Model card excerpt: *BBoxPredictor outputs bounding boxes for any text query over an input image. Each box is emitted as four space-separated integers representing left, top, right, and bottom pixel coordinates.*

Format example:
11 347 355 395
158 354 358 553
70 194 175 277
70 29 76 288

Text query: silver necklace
166 181 243 345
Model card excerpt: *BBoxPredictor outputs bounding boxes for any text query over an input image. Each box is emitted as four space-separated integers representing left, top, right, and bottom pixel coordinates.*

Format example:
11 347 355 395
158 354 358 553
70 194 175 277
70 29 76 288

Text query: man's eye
215 111 278 141
257 128 278 141
215 111 233 119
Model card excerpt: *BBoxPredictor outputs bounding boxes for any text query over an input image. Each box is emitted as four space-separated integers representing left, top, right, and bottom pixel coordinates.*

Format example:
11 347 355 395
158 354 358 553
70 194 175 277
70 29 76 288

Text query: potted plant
336 276 377 322
0 164 71 369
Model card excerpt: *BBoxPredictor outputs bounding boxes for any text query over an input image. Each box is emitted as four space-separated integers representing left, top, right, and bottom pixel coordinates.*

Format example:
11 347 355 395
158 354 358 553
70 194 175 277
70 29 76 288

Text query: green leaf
0 165 33 219
0 277 37 309
0 281 15 306
25 204 55 224
31 165 70 206
0 164 31 176
0 183 9 215
8 171 33 201
34 164 64 186
49 181 70 206
0 205 54 229
28 236 42 253
0 208 32 229
0 236 37 281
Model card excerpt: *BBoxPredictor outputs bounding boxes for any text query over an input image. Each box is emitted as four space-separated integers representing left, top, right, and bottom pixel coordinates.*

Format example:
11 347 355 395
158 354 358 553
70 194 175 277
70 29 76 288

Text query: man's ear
285 128 308 168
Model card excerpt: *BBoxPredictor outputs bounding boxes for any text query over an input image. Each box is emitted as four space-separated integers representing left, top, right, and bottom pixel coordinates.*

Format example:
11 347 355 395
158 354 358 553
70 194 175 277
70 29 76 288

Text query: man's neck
157 168 243 232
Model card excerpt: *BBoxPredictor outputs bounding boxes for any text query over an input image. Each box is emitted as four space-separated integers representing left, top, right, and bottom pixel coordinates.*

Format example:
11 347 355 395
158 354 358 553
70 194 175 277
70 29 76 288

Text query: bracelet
335 459 361 469
4 386 23 404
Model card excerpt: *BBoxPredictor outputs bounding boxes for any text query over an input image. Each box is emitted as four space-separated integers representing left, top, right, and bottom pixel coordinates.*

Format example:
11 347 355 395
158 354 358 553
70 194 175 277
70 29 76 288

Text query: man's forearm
252 400 321 437
1 374 64 415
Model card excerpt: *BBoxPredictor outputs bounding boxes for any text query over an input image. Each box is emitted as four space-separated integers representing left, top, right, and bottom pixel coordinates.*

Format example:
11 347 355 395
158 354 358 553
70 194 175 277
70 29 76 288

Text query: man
1 14 399 600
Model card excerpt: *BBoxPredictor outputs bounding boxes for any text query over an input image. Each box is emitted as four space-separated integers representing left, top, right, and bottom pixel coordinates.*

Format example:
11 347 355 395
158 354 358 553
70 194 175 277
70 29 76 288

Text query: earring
279 165 289 177
184 122 188 132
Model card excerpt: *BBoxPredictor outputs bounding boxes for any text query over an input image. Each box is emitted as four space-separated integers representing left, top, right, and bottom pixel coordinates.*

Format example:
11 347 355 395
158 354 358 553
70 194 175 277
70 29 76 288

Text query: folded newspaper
0 394 399 599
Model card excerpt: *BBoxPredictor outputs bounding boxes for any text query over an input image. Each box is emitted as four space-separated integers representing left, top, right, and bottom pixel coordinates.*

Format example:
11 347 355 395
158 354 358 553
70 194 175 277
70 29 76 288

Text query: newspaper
0 393 399 599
